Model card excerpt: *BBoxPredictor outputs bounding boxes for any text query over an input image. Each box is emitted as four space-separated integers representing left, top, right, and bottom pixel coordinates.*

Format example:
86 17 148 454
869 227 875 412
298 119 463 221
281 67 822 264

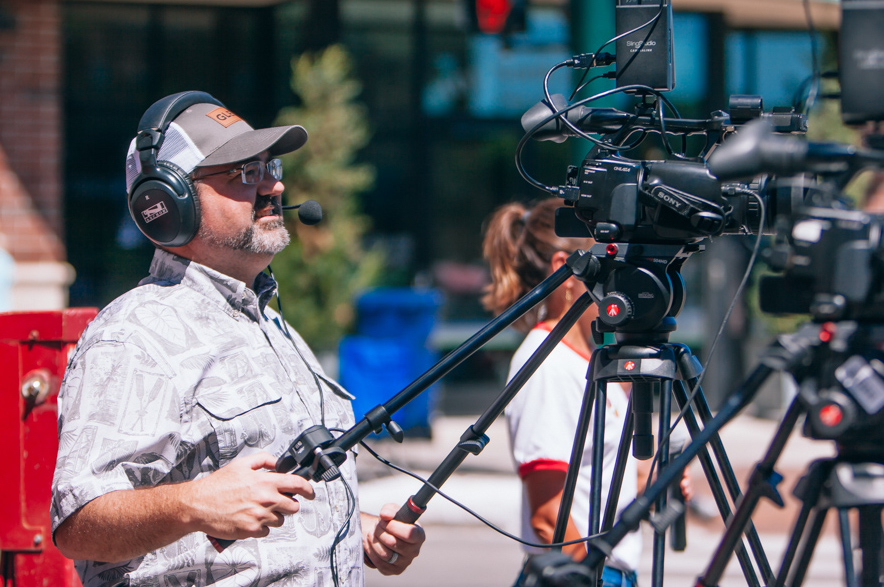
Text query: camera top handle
522 94 806 153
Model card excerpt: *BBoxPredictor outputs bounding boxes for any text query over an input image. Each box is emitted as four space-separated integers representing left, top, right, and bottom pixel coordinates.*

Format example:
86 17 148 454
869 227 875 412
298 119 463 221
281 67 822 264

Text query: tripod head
579 241 701 345
790 321 884 456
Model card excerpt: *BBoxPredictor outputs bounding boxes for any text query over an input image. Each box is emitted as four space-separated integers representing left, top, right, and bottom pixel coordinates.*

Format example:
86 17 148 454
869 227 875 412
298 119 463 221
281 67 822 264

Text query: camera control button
600 293 632 326
595 222 621 241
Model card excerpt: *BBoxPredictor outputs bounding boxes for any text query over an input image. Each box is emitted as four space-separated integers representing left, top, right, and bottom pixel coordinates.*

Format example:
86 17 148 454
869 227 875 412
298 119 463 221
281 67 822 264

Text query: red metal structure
0 308 96 587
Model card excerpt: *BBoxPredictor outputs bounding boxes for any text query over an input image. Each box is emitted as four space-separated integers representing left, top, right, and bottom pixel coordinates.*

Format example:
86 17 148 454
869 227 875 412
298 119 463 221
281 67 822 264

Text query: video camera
519 61 807 246
515 0 811 334
707 116 884 322
706 118 884 450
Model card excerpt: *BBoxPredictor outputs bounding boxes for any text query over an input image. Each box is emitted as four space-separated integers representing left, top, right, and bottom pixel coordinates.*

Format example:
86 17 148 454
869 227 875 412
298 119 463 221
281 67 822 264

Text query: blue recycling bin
354 288 442 342
339 288 442 438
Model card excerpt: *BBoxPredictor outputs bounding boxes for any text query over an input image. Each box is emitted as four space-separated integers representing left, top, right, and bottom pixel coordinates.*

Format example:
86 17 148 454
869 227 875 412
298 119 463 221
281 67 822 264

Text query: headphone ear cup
128 160 200 247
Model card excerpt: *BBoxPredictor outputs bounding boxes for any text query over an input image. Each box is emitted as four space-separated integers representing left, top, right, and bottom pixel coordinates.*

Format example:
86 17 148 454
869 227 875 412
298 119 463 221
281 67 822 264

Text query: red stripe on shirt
518 458 569 479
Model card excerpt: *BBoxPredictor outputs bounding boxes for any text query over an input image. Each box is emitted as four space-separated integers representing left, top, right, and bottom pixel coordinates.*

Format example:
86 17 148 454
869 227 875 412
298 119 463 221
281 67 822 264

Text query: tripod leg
552 375 597 549
784 506 829 587
685 378 775 584
589 379 608 538
839 508 857 587
858 505 883 587
652 380 671 587
674 345 774 581
584 377 607 587
602 402 635 532
672 380 762 587
773 460 833 587
697 396 803 587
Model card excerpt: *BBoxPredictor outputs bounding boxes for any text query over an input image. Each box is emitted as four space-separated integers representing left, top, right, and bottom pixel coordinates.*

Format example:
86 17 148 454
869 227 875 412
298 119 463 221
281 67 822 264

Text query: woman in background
482 198 689 587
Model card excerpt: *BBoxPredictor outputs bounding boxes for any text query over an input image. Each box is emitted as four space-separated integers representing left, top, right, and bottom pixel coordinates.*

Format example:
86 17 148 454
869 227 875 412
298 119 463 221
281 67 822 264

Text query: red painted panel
0 309 96 587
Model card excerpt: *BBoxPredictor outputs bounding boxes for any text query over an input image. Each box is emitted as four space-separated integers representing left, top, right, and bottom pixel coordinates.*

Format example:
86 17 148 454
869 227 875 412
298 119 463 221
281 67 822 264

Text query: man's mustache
254 194 282 216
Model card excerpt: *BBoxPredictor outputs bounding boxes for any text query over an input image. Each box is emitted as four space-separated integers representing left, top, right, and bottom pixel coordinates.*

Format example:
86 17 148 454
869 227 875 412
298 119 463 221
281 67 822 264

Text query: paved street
363 523 846 587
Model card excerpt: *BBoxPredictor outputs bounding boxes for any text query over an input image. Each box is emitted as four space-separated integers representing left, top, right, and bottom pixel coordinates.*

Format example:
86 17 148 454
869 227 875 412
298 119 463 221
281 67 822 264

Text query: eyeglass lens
242 159 283 184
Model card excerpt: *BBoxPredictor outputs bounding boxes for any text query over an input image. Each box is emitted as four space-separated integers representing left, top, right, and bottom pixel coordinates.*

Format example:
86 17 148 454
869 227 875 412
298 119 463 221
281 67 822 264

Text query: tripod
697 321 884 587
512 240 777 587
545 323 771 587
529 319 884 587
372 240 770 586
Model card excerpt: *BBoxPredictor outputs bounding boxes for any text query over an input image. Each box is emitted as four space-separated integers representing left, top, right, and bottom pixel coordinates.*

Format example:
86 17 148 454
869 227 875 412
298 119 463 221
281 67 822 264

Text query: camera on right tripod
706 110 884 452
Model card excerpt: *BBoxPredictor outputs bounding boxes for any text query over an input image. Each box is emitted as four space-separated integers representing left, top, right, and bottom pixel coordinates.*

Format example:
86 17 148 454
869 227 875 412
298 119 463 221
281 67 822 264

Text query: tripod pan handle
669 473 687 551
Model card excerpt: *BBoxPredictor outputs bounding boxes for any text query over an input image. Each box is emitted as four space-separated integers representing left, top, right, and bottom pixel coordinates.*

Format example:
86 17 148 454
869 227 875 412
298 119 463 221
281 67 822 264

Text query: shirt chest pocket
196 384 283 465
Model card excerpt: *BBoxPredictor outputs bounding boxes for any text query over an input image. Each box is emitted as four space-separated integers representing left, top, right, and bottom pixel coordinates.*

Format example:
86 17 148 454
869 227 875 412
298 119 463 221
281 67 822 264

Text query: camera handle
394 291 595 523
280 249 600 480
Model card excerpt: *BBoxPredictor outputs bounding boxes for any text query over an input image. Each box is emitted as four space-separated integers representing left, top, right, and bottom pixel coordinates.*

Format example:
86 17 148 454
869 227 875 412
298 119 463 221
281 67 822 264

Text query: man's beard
198 214 290 255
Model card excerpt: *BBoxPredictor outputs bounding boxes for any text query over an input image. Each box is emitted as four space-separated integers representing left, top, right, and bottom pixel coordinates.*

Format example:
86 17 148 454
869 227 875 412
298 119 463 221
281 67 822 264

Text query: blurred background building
0 0 842 415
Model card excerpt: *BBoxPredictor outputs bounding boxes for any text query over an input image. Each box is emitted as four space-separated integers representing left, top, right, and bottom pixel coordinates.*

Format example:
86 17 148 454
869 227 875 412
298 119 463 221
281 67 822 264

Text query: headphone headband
136 91 225 174
128 91 224 247
138 90 223 133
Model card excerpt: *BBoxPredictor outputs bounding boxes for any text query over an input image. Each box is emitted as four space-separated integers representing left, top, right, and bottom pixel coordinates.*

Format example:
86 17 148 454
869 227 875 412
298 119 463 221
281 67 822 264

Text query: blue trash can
339 288 442 438
355 288 442 342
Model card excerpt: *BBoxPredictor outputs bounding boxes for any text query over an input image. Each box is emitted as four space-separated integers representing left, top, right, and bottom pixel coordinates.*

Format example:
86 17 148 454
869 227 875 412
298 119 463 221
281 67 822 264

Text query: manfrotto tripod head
579 240 700 343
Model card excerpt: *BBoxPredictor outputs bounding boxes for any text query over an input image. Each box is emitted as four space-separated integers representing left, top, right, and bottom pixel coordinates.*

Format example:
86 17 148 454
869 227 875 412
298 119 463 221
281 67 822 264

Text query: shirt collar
141 249 278 319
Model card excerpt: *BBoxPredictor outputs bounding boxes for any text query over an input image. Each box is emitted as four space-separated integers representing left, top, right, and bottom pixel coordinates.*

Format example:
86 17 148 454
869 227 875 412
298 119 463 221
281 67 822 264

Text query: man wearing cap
50 91 425 586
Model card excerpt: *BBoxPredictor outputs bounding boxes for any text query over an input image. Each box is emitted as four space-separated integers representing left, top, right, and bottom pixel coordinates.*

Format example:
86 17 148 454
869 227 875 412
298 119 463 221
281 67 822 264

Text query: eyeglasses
195 158 283 185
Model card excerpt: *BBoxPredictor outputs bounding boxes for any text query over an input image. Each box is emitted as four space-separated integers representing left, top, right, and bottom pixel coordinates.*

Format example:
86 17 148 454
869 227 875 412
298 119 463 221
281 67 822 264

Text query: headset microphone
282 199 323 225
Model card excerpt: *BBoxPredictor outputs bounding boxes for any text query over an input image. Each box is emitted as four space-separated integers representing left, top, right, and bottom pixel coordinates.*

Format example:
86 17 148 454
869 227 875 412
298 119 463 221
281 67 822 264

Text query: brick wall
0 0 64 263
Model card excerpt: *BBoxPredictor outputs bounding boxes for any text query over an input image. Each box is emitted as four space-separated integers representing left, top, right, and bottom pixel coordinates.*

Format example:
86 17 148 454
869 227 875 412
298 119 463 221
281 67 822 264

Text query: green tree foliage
270 45 385 351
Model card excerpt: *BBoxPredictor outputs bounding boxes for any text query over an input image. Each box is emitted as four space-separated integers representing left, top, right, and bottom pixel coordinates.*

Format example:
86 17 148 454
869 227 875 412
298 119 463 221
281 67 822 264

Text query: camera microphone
282 200 323 225
707 118 875 181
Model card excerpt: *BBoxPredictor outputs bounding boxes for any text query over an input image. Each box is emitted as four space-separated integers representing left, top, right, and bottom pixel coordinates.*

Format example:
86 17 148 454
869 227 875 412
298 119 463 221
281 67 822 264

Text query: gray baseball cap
125 101 307 193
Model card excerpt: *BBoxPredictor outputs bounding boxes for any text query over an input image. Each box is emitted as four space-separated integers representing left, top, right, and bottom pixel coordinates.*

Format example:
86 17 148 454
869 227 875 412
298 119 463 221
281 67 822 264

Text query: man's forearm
54 452 314 563
55 483 197 563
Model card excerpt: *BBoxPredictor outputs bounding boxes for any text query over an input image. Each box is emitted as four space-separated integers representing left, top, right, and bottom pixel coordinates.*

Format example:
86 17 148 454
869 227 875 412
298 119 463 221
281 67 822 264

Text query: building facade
0 0 840 317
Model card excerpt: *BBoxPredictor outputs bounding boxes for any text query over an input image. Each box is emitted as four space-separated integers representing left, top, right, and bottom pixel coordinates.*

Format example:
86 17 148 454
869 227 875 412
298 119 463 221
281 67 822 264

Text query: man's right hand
188 451 315 539
55 451 315 563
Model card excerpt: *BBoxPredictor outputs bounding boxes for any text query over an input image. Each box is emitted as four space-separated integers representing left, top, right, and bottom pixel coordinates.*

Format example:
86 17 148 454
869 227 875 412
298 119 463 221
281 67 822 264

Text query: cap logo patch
206 107 243 128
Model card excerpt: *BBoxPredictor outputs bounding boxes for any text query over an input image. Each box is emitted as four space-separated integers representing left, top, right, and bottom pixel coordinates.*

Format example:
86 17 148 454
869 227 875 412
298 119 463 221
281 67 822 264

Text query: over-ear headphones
127 91 224 247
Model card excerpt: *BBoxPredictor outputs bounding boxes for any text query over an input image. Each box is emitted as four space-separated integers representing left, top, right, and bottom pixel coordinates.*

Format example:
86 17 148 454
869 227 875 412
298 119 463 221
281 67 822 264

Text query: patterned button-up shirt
51 249 364 586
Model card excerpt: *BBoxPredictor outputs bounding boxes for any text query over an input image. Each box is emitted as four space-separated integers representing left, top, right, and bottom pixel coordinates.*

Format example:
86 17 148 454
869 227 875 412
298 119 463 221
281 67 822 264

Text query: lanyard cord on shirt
328 428 358 587
267 266 326 426
268 267 357 585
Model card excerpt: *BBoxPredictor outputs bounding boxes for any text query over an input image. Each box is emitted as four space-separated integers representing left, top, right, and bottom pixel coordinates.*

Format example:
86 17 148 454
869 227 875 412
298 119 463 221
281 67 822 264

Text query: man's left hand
361 503 426 575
